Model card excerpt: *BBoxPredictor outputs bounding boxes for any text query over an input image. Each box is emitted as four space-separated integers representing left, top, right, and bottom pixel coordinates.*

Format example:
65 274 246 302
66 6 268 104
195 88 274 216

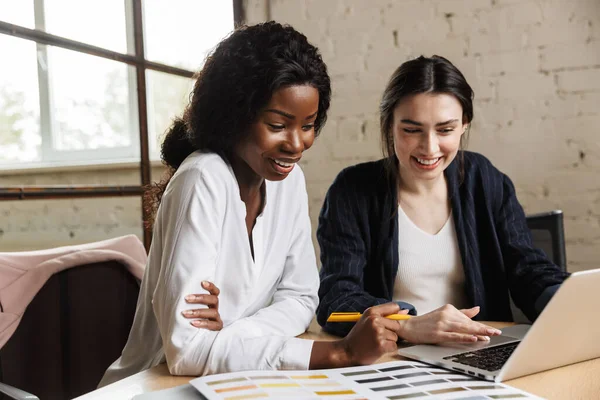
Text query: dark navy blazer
316 151 570 337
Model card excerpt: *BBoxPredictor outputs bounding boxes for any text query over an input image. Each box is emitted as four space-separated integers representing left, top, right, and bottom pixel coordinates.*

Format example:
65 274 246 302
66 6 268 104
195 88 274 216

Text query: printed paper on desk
190 360 543 399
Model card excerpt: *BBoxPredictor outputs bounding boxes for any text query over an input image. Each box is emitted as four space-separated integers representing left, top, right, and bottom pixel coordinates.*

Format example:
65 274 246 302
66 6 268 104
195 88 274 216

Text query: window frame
0 0 244 249
34 0 141 165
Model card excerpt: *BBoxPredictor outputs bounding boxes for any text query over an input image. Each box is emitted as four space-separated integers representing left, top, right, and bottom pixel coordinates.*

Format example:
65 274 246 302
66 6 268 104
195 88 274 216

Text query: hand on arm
183 281 223 331
396 304 502 344
151 167 229 375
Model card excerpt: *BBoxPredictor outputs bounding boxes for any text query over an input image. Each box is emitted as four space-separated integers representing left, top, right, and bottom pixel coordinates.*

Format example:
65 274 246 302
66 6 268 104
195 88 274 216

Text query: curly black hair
145 21 331 225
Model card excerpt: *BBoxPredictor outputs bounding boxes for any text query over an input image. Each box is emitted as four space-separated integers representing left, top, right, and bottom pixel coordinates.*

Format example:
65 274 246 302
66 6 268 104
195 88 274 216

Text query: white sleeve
152 167 318 376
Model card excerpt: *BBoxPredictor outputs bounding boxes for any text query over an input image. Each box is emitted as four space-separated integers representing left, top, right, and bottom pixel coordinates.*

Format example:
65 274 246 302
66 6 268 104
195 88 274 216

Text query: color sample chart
190 361 542 400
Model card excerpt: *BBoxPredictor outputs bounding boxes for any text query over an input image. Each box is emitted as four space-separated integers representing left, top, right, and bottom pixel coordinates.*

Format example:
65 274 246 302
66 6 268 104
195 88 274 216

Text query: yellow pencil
327 312 412 322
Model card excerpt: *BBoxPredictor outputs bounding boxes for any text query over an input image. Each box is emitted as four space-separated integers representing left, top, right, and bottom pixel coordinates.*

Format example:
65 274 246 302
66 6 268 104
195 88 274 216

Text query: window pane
143 0 234 70
47 46 136 158
43 0 128 54
0 35 41 164
0 1 35 28
146 70 193 160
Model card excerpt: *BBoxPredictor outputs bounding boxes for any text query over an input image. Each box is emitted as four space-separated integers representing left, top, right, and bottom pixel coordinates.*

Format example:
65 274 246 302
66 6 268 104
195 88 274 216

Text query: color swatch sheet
190 360 542 399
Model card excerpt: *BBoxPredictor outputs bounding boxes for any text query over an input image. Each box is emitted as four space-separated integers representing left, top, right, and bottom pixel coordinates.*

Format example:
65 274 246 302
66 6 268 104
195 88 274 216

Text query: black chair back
510 210 567 322
526 210 567 271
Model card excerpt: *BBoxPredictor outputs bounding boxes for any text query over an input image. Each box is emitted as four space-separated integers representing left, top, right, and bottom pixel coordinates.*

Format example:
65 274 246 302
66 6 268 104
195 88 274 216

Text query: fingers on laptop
396 304 502 344
450 320 502 337
457 306 502 337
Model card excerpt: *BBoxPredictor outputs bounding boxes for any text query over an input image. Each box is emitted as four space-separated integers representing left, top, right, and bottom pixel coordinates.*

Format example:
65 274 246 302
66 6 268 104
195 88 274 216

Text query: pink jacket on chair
0 234 147 349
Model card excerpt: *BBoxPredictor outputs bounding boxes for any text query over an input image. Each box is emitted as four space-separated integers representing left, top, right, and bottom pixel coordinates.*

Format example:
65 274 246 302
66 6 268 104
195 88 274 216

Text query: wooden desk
76 322 600 400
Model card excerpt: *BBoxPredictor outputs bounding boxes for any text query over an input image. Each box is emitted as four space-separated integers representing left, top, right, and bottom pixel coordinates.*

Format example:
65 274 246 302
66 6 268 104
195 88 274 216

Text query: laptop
398 268 600 382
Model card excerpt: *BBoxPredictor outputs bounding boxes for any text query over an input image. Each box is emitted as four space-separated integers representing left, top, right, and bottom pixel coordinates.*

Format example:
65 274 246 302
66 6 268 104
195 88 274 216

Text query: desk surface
77 322 600 400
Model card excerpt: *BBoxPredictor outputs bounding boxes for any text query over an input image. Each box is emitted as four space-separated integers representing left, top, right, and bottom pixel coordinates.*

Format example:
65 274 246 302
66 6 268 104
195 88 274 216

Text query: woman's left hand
396 304 501 344
182 281 223 331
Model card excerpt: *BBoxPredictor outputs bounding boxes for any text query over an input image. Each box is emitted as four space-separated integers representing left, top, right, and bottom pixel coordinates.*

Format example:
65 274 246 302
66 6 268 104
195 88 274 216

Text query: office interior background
0 0 599 273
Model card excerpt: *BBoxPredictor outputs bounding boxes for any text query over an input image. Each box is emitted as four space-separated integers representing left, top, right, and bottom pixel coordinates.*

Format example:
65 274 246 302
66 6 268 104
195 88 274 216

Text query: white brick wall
245 0 600 272
1 0 598 273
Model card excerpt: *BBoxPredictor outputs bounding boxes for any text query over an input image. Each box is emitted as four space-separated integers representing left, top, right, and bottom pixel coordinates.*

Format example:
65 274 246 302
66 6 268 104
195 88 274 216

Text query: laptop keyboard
443 342 518 372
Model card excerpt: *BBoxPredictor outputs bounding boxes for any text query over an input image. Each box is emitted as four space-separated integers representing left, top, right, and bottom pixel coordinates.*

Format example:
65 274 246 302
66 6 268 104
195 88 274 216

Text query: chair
525 210 567 272
510 210 567 323
0 261 139 400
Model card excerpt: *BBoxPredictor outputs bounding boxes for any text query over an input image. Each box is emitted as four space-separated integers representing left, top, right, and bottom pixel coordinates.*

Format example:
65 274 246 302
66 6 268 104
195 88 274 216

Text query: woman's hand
339 302 407 365
396 304 502 344
182 281 223 331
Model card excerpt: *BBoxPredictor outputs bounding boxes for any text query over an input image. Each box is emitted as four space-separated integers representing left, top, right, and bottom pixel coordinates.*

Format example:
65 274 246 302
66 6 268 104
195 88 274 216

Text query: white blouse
100 152 319 386
393 206 468 315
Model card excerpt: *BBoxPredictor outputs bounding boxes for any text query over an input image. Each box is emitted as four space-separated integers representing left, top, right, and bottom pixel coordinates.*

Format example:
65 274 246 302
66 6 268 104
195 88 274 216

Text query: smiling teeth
273 159 294 168
416 157 439 165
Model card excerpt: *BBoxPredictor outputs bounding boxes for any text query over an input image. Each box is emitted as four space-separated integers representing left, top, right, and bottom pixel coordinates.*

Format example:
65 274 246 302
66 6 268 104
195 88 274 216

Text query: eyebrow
265 109 318 120
400 118 459 127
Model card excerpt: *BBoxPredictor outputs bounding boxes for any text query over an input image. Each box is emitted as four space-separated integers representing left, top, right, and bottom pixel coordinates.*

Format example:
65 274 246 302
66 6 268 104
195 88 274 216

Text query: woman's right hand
339 302 406 365
396 304 502 344
182 280 223 331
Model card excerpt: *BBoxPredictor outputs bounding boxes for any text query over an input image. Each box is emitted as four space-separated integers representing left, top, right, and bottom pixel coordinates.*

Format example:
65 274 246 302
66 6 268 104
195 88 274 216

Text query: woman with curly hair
100 22 403 386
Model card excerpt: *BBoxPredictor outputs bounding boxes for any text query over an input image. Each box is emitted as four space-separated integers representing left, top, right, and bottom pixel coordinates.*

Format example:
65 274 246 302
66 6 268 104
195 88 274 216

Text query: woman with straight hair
316 55 569 342
100 22 403 386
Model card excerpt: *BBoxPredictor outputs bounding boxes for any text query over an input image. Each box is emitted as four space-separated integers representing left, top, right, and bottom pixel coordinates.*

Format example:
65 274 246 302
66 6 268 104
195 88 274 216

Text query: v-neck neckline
245 182 268 267
224 161 268 267
398 204 453 237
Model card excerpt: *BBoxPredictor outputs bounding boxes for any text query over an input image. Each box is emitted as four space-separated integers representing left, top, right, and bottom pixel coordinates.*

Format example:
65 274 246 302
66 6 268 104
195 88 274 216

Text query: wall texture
246 0 600 272
1 0 599 272
0 164 167 251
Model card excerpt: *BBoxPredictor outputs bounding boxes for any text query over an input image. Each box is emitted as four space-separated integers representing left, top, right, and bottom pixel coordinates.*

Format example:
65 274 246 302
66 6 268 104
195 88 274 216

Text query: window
0 35 40 163
146 70 194 157
144 0 234 159
0 0 234 169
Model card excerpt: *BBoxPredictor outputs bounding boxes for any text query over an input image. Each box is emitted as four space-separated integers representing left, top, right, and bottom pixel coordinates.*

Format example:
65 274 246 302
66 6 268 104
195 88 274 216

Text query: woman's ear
462 117 469 135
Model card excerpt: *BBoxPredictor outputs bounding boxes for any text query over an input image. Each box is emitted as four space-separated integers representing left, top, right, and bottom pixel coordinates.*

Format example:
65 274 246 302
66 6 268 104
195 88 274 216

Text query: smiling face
392 92 468 187
232 85 319 183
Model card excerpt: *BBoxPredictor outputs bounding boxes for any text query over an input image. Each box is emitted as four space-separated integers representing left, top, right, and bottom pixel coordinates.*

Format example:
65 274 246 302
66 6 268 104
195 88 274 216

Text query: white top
100 152 319 386
393 206 468 315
